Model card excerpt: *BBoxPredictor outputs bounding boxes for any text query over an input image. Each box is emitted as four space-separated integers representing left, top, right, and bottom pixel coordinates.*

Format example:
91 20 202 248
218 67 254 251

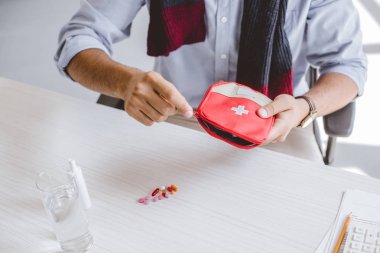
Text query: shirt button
221 16 228 23
220 54 227 59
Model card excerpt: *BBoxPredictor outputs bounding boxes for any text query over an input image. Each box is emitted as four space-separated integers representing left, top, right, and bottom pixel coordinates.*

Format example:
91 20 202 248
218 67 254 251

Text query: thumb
159 84 193 118
175 98 194 118
257 94 293 118
151 74 193 118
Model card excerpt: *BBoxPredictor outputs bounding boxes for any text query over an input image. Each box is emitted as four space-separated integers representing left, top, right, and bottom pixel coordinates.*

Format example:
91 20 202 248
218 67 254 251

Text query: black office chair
97 67 356 165
307 67 356 165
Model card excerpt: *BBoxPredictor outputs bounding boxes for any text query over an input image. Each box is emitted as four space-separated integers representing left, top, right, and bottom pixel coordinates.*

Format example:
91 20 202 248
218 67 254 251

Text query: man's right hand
66 49 193 126
123 70 193 126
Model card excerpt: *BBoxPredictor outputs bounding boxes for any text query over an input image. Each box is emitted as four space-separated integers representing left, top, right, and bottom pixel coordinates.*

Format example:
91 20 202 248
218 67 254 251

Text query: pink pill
158 195 163 200
152 197 158 202
138 198 145 203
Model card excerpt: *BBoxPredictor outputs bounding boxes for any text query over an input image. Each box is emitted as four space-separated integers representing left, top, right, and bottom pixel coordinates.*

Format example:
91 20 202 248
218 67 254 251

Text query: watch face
302 113 317 128
303 116 314 127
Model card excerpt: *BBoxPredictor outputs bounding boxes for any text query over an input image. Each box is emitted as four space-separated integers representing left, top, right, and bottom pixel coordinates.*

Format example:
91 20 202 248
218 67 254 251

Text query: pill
152 197 158 202
152 188 160 196
171 184 178 192
138 198 145 203
158 195 163 200
160 186 165 190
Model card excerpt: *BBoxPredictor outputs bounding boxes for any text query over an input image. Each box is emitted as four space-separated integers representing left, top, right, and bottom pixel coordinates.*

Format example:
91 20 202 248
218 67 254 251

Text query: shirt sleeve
305 0 368 96
54 0 145 77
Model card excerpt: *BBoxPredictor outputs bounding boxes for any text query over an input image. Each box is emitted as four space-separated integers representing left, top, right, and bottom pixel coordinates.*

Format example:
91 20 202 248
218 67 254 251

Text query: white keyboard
342 217 380 253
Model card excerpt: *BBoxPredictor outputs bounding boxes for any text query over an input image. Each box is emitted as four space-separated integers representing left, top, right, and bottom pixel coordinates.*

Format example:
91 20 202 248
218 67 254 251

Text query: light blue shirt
55 0 367 107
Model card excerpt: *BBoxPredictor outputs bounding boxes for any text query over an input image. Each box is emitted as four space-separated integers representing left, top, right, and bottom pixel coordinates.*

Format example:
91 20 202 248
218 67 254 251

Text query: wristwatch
295 95 317 128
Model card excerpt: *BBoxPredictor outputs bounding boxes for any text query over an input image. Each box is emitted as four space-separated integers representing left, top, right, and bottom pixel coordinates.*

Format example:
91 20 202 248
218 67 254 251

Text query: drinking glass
36 169 93 252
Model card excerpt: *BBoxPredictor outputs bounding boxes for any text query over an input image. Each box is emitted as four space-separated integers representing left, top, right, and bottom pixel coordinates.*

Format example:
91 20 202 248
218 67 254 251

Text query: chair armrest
323 102 355 137
97 94 124 109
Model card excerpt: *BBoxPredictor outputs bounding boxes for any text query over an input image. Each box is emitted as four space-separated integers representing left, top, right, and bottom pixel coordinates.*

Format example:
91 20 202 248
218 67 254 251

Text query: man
55 0 367 161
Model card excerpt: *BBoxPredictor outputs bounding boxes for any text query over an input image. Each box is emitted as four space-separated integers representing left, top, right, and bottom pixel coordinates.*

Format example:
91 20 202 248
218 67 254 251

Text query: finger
257 94 294 119
147 72 193 118
274 131 291 143
131 96 167 122
272 127 292 143
142 101 168 122
125 103 154 126
264 117 289 144
146 91 176 117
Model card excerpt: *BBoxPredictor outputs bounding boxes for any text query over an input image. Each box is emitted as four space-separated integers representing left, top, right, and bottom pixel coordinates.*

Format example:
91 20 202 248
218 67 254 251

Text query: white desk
1 77 380 253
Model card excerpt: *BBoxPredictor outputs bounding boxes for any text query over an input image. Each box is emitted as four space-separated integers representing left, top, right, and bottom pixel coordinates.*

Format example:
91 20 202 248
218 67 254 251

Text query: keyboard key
352 234 363 242
362 245 374 252
354 227 365 234
350 242 361 250
342 220 380 253
364 230 376 244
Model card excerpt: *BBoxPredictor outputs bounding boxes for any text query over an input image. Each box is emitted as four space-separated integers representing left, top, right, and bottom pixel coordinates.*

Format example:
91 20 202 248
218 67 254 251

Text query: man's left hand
257 94 310 145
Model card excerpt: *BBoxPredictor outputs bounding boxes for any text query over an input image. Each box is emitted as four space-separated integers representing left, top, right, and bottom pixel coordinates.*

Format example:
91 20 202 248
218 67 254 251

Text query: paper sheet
315 189 380 253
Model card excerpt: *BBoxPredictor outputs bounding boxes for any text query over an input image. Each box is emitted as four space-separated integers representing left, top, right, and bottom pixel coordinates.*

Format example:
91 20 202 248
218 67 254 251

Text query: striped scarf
147 0 293 99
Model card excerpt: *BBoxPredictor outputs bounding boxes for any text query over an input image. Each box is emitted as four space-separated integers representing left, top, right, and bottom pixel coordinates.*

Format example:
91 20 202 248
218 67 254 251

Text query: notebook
315 190 380 253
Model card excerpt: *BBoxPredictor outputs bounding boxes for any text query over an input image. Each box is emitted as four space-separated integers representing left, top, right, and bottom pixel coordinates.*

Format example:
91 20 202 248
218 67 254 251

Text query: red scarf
147 0 293 100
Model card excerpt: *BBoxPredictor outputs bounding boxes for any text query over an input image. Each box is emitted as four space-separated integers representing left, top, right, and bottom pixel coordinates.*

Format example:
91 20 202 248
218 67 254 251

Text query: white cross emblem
231 105 249 116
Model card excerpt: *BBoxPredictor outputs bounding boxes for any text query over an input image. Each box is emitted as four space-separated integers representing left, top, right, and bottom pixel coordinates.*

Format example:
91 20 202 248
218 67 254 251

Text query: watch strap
295 95 318 128
295 95 317 113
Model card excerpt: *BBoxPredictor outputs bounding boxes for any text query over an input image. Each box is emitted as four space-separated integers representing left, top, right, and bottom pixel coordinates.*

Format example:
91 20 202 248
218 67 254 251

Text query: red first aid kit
195 82 275 149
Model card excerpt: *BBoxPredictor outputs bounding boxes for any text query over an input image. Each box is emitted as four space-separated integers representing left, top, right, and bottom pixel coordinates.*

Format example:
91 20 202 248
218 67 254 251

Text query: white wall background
0 0 153 102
